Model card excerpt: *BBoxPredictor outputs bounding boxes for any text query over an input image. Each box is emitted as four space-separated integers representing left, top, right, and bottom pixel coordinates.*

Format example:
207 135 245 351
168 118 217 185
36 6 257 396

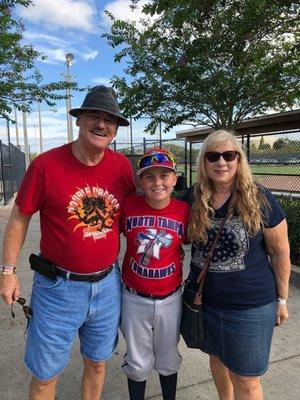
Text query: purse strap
194 196 235 303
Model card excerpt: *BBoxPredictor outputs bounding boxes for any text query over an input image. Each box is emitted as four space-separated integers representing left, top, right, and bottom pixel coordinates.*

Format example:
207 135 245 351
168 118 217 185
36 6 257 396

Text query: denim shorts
25 263 121 380
201 301 276 376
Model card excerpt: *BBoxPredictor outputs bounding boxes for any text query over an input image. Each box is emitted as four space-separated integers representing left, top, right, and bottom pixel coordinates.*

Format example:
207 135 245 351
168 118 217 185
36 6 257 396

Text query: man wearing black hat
0 86 136 400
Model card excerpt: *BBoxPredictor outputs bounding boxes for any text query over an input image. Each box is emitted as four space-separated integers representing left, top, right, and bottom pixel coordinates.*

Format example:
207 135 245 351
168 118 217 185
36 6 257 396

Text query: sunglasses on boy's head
205 151 239 163
138 152 175 169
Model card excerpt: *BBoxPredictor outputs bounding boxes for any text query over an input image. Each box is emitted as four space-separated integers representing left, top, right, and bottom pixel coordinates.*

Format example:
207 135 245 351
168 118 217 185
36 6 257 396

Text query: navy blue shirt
183 186 285 309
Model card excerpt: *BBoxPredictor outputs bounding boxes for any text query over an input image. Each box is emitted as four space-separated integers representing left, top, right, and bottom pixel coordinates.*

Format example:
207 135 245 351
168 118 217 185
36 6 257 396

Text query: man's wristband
277 297 287 305
1 266 17 275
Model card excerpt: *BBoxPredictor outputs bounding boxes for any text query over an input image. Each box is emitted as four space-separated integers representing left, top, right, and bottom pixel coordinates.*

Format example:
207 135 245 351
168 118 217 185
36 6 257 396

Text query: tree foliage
273 138 289 149
0 0 78 119
273 138 300 150
104 0 300 134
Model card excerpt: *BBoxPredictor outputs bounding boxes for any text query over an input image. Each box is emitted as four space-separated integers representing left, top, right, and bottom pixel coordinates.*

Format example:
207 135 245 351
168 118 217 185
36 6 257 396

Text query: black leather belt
125 284 181 300
56 265 113 282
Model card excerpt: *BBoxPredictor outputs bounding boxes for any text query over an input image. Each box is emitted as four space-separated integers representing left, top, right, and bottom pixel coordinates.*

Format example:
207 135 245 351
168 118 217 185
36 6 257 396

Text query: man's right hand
0 274 21 304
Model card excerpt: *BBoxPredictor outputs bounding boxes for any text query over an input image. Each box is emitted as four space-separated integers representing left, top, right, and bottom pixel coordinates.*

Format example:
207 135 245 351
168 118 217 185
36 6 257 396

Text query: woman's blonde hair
188 130 268 243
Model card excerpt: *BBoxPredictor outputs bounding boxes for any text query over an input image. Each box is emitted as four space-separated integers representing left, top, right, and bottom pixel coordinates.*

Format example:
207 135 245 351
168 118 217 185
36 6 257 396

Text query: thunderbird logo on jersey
67 185 119 240
137 229 173 266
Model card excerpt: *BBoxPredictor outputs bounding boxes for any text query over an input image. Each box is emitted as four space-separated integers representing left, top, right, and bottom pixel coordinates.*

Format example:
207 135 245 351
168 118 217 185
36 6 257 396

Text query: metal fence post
130 116 134 156
189 141 193 187
184 139 188 180
246 133 250 161
6 118 13 199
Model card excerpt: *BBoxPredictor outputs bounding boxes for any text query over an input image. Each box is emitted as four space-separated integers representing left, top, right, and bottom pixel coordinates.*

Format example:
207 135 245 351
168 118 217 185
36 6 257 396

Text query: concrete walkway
0 201 299 400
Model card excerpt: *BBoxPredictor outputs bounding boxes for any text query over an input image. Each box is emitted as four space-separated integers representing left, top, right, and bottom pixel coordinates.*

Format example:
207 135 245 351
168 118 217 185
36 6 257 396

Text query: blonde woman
183 130 290 400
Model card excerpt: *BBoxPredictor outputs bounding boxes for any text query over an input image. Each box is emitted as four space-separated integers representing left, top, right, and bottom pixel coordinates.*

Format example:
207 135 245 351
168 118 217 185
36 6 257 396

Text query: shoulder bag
180 209 232 349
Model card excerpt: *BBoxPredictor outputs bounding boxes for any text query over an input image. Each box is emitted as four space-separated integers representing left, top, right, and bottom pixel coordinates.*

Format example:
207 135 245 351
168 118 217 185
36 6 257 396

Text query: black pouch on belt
29 253 57 280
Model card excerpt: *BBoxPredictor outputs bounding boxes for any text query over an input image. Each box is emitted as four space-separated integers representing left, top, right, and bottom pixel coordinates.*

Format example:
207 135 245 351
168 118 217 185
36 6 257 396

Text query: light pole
34 124 38 154
21 105 56 167
65 53 74 143
37 101 43 154
14 106 20 147
22 110 30 169
36 101 56 154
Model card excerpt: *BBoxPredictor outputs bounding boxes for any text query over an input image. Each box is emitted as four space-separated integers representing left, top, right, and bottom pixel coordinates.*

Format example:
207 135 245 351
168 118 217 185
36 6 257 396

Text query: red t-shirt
121 195 190 296
16 144 135 273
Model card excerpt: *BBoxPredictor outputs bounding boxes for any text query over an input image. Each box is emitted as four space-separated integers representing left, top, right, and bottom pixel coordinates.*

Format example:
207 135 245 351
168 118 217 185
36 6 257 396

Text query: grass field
250 165 300 175
177 164 300 187
177 163 299 176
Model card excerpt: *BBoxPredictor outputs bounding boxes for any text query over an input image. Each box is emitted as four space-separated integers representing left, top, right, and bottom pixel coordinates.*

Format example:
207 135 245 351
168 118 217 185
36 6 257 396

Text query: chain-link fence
110 138 190 191
0 119 26 205
111 129 299 195
189 130 300 195
0 140 26 205
111 130 299 265
246 130 300 195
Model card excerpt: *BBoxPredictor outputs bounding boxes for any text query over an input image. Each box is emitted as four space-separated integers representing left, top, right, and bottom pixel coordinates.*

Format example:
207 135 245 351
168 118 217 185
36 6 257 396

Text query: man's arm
0 204 32 304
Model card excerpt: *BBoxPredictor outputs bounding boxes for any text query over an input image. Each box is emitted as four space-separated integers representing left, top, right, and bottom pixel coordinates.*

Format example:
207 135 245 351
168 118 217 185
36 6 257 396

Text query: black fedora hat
69 85 130 127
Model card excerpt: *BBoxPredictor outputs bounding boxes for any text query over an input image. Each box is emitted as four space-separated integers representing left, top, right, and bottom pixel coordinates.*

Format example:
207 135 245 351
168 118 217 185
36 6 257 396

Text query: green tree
273 138 290 149
250 142 257 150
288 140 300 150
258 135 271 150
0 0 79 119
258 135 265 149
104 0 299 134
164 143 185 159
260 142 271 150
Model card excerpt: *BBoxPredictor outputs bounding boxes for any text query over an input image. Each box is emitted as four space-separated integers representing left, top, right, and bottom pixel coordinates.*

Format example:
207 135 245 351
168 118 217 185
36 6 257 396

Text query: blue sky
5 0 182 153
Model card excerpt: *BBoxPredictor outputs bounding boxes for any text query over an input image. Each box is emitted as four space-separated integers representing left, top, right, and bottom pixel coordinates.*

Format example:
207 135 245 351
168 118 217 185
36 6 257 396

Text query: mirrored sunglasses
205 151 239 163
138 153 175 169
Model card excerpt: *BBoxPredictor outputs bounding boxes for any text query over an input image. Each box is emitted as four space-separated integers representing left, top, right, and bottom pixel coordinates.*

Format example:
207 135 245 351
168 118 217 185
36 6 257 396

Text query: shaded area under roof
176 109 300 141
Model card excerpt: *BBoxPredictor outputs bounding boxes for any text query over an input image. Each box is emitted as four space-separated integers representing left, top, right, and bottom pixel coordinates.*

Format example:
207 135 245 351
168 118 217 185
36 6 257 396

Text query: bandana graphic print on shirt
192 216 248 273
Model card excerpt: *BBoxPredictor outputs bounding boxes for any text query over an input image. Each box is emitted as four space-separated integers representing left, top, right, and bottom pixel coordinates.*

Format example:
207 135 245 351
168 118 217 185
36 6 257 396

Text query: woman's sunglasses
205 151 239 163
138 152 175 169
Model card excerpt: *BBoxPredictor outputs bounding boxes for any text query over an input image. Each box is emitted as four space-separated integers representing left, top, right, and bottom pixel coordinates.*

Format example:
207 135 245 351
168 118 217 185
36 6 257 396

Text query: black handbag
180 213 231 349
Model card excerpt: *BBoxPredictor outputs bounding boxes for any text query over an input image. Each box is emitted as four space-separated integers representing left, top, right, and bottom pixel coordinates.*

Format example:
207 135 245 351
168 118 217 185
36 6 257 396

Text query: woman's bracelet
277 297 287 305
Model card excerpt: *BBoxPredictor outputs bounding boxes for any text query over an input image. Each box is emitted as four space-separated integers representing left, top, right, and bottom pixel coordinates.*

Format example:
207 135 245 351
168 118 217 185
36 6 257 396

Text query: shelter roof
176 109 300 142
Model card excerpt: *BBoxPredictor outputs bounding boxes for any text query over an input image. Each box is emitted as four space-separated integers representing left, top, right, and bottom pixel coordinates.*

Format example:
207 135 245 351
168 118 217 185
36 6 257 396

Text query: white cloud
82 50 98 61
38 47 70 64
102 0 153 29
91 77 112 86
23 30 97 65
23 31 68 48
22 31 76 64
18 0 97 33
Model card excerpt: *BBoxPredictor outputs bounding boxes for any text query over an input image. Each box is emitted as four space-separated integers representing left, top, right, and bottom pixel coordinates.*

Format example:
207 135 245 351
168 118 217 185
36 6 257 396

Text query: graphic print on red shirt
16 144 135 272
122 195 190 296
67 185 120 241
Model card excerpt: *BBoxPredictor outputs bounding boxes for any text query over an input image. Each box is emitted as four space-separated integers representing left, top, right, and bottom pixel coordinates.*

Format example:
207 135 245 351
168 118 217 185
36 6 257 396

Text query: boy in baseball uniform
120 148 190 400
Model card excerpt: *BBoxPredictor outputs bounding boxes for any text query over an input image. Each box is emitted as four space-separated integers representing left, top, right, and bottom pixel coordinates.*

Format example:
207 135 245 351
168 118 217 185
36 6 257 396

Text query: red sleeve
15 160 46 215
